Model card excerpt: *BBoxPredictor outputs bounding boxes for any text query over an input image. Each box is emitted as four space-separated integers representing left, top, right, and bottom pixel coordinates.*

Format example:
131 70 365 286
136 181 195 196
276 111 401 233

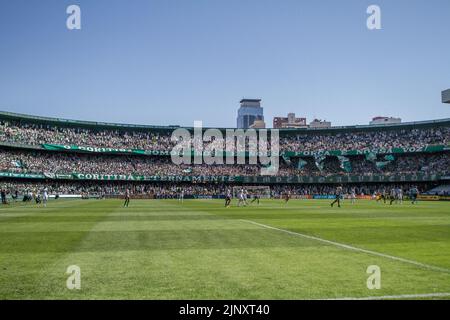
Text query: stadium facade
0 111 449 200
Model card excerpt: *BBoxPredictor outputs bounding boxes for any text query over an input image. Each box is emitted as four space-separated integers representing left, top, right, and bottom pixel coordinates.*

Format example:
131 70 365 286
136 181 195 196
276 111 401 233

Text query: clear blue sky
0 0 449 128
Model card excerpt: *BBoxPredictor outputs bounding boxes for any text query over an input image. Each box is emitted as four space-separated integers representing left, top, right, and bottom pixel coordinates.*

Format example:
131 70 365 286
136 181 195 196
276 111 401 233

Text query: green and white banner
375 155 396 169
42 144 155 155
337 156 352 173
314 154 326 171
297 158 308 170
40 143 450 158
0 172 46 179
41 144 270 157
283 145 449 157
0 171 443 184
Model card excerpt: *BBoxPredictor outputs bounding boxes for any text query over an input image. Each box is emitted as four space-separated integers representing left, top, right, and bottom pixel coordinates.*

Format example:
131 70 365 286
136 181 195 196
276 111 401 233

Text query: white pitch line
324 292 450 300
241 219 450 274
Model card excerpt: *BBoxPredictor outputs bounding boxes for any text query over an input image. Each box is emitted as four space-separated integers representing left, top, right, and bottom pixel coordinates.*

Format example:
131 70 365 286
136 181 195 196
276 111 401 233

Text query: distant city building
309 119 331 128
237 99 264 129
249 120 266 129
369 116 402 125
442 89 450 104
273 113 307 128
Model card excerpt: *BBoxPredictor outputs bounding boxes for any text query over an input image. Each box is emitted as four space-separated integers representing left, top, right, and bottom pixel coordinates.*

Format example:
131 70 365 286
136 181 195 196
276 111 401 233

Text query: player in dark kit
389 187 397 205
251 193 260 204
225 189 232 207
376 189 387 203
330 186 343 208
1 189 7 205
123 189 130 207
11 190 18 202
409 186 419 204
381 189 387 203
283 191 291 203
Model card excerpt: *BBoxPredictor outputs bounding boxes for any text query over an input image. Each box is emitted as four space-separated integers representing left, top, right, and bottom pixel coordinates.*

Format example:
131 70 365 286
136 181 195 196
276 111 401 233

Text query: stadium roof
240 99 261 103
0 110 449 134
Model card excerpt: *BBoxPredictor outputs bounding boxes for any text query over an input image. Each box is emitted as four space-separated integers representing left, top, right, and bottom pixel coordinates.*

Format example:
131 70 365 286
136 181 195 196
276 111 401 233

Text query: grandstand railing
1 110 450 133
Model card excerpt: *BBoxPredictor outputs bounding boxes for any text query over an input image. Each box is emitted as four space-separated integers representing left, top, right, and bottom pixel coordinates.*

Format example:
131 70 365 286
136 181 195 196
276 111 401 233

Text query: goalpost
232 186 271 199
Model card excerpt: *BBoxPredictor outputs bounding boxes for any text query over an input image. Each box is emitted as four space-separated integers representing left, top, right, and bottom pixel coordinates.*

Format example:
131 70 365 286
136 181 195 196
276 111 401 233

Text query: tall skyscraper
442 89 450 104
236 99 264 129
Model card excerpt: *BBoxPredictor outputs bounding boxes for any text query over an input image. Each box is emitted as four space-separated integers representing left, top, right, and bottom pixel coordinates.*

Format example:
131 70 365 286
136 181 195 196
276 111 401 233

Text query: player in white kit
42 187 49 207
238 189 247 207
398 188 403 204
350 188 356 204
178 189 184 203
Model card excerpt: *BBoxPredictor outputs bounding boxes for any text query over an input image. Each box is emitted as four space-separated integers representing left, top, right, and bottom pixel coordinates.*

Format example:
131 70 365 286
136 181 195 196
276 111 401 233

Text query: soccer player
283 190 291 204
375 191 381 202
1 188 7 205
124 188 130 207
410 186 419 204
35 193 41 204
237 188 247 207
380 188 387 204
11 190 18 202
178 188 184 203
350 188 356 204
251 192 260 204
330 186 342 208
398 187 403 204
389 187 397 205
42 187 49 207
244 189 249 204
225 189 232 207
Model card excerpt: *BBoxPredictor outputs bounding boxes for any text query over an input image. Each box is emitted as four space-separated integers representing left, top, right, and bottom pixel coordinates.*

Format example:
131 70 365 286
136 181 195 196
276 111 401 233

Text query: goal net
232 186 271 199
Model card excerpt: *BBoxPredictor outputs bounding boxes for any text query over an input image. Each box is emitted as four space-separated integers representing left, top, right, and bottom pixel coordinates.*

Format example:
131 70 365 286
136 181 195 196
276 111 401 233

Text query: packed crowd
1 119 449 153
280 127 450 152
0 120 173 150
0 149 264 176
292 153 450 176
0 148 448 177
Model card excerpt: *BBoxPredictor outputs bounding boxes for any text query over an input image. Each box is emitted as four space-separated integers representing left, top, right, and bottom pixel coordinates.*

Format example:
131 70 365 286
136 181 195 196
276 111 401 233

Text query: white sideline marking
241 219 450 274
325 292 450 300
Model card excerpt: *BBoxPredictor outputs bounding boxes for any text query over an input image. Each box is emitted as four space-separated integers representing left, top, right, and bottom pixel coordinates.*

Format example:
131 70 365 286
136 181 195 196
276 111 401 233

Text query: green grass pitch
0 198 449 299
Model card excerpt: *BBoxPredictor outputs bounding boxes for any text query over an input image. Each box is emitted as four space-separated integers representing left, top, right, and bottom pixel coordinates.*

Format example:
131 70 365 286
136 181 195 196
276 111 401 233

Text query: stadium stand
423 185 450 195
0 111 449 199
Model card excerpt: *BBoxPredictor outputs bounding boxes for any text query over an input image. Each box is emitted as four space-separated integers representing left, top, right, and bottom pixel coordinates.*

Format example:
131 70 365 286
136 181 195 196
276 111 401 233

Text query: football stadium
1 0 450 310
1 111 449 300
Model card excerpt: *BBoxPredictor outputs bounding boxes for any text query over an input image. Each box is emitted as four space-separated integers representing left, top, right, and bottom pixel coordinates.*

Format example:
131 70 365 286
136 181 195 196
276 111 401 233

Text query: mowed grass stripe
0 199 117 299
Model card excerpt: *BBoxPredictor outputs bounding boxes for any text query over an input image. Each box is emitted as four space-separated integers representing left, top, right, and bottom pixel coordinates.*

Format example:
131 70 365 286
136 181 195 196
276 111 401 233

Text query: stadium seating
0 111 449 198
